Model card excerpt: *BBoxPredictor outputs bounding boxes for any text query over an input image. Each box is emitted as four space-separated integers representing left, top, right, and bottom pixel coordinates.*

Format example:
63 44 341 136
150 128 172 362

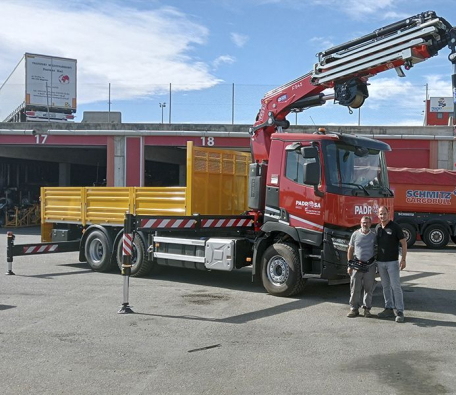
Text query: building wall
1 123 455 189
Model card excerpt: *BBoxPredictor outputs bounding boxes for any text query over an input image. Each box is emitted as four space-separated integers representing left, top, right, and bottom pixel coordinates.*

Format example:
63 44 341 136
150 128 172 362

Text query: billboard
429 97 454 113
25 54 77 110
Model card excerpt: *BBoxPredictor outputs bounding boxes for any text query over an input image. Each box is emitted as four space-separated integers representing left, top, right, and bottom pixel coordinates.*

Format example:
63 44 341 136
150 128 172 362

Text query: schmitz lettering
406 189 454 205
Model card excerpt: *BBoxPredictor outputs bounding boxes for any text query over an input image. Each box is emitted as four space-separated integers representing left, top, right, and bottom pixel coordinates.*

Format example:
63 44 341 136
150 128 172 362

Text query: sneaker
377 308 395 319
363 308 373 318
395 311 405 323
347 309 359 318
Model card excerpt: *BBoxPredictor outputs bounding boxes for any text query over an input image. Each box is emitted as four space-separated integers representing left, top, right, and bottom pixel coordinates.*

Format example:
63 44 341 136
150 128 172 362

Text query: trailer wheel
85 230 114 272
423 224 449 249
400 223 416 248
261 242 307 297
116 234 152 277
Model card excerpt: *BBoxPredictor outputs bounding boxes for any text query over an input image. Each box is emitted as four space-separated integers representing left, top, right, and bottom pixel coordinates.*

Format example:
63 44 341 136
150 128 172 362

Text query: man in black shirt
375 206 407 323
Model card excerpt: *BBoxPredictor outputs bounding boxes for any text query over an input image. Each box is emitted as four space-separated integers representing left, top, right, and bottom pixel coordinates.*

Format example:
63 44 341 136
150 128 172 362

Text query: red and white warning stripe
122 233 133 256
140 217 252 229
23 244 59 254
201 218 252 228
140 218 196 229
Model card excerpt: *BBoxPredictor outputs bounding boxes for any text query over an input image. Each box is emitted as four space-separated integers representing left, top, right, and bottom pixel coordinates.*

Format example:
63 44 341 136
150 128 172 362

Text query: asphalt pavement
1 227 456 395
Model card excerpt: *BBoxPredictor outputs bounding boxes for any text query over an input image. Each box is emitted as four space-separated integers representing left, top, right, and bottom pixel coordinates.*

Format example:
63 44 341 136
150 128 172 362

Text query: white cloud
311 0 400 20
310 37 335 51
230 33 249 48
425 75 453 97
213 55 236 69
0 1 222 104
366 77 425 108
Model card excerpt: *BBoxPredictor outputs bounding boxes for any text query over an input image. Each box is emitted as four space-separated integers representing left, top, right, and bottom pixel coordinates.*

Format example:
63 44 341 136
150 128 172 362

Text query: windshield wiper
381 186 394 196
339 182 370 196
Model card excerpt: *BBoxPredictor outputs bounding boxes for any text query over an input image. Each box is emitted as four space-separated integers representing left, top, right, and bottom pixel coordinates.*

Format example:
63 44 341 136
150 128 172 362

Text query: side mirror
301 146 318 159
303 162 319 186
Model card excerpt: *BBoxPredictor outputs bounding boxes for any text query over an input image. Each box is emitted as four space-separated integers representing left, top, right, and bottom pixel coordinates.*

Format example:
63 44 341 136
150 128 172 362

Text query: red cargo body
389 167 456 214
388 167 456 249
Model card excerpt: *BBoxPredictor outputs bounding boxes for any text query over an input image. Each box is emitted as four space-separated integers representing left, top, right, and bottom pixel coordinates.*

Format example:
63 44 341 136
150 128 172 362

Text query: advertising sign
25 54 77 110
429 97 454 113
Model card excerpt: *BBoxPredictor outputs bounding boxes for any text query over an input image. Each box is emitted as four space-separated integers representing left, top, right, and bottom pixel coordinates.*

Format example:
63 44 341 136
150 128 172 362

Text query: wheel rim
89 238 104 263
402 228 411 242
267 255 289 286
429 229 444 244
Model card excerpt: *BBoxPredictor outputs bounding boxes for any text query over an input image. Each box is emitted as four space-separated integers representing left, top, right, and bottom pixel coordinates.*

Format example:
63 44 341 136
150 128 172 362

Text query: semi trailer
390 167 456 248
0 53 77 122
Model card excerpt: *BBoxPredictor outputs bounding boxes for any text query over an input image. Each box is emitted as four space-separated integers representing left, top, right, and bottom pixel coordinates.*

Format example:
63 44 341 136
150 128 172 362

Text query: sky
0 0 455 126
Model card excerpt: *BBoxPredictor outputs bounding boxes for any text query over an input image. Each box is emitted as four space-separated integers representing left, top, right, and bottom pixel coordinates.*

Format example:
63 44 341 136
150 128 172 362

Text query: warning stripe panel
201 218 252 228
139 217 253 229
23 245 59 254
140 218 196 229
122 233 133 256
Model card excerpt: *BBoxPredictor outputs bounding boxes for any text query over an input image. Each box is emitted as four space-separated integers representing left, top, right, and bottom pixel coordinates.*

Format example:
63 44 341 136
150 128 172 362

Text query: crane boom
250 11 456 163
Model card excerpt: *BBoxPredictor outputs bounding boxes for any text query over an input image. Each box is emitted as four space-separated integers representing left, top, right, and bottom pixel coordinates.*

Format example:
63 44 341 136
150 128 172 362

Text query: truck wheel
261 242 307 297
423 224 449 249
400 223 416 248
85 230 114 272
116 234 152 277
451 236 456 245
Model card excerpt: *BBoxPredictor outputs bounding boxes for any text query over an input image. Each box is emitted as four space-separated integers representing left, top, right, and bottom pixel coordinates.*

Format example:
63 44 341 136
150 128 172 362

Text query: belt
348 256 376 272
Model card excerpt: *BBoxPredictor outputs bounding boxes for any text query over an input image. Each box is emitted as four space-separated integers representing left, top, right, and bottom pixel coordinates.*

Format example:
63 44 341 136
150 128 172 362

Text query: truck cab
250 130 393 295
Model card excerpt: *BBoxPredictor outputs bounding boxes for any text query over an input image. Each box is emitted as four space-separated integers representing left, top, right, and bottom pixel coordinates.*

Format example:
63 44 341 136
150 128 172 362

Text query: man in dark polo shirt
376 206 407 323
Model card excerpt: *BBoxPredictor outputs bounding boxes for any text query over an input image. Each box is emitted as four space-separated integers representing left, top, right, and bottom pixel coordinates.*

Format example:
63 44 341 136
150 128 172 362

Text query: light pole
159 102 166 124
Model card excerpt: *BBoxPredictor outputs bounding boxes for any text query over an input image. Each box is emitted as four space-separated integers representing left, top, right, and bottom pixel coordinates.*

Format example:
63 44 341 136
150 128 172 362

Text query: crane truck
7 11 456 296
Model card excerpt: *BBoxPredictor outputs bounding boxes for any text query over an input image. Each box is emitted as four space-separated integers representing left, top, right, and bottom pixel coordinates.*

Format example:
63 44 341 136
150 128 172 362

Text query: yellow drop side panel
190 144 250 215
41 142 250 232
41 187 84 223
135 187 187 216
85 187 131 225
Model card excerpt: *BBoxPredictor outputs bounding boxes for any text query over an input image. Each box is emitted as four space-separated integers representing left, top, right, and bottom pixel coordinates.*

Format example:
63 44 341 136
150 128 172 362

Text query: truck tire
451 236 456 245
261 242 307 297
85 230 114 272
116 234 153 277
400 223 416 248
423 224 449 249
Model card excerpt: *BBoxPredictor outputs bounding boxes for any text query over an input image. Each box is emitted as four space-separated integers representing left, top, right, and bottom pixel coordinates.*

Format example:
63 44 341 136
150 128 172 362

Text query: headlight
332 237 349 251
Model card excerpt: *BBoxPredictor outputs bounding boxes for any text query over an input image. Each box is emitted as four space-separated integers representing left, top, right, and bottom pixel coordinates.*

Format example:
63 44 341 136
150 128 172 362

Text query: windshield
323 141 389 195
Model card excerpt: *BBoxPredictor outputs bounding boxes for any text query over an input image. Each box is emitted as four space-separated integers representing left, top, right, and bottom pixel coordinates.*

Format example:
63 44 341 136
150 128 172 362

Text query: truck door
280 144 324 245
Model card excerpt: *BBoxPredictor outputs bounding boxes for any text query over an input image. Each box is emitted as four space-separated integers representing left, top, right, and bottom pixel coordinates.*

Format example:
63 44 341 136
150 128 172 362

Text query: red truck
389 167 456 248
7 11 456 296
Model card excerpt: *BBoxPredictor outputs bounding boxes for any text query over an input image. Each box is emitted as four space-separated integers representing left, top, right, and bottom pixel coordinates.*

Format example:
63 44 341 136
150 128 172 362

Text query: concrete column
113 136 125 186
437 140 450 169
59 163 71 186
108 136 145 186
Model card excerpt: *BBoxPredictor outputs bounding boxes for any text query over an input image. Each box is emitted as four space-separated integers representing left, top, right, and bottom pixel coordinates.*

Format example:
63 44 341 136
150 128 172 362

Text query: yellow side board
41 142 250 231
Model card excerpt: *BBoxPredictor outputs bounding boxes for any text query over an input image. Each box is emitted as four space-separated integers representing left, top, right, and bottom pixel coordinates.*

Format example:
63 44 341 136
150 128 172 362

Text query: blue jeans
377 260 404 312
